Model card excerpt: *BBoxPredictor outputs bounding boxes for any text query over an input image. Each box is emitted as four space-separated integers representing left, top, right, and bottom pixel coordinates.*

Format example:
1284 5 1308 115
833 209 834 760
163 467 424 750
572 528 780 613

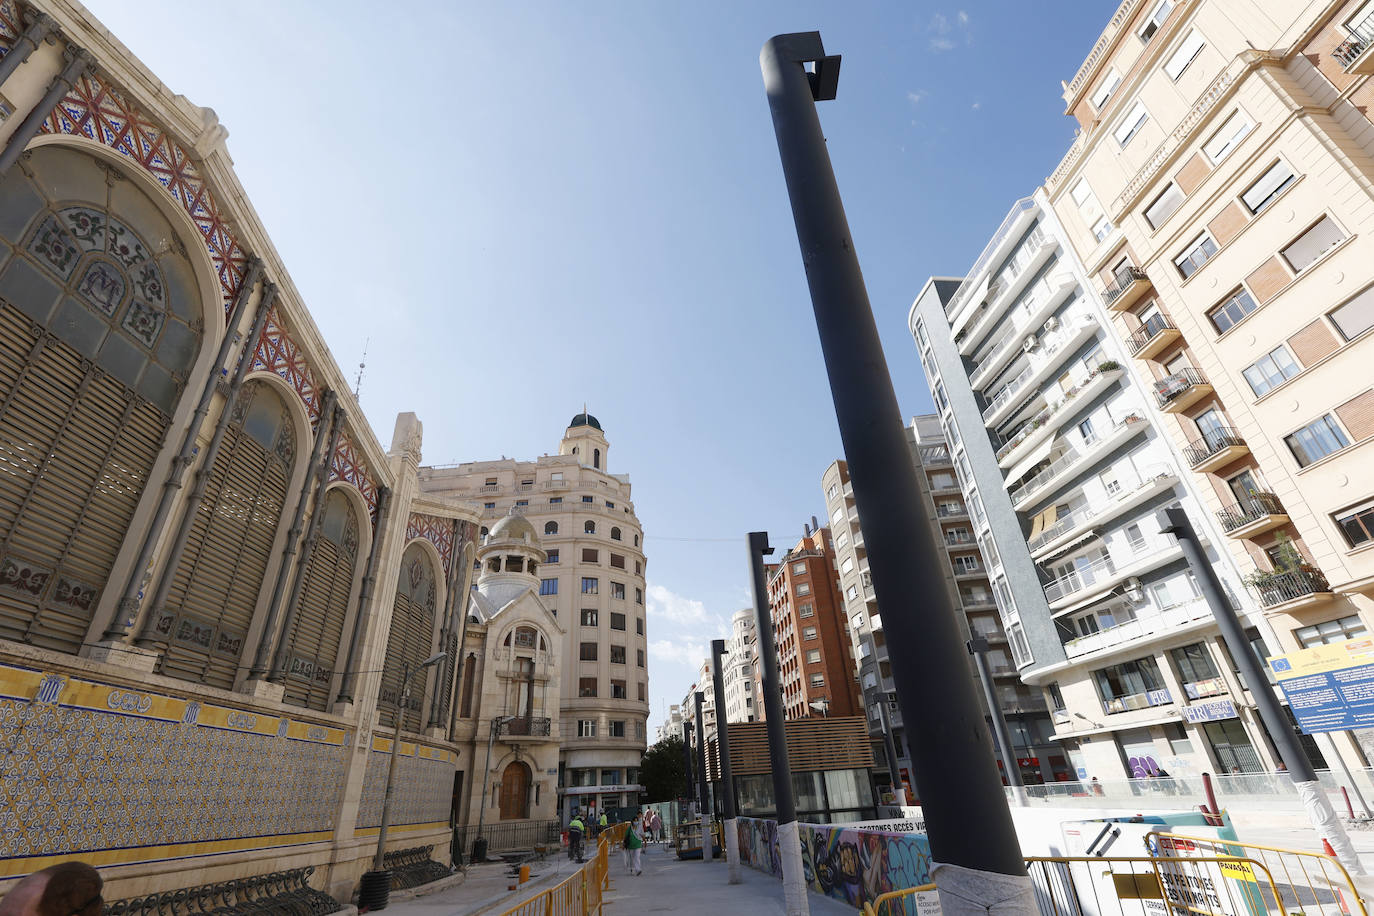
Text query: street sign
1268 638 1374 733
1182 699 1238 723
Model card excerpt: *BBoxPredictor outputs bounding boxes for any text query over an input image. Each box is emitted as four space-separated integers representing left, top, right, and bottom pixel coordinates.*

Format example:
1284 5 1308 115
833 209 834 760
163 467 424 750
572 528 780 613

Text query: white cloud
927 10 971 52
971 101 981 110
958 10 970 26
907 90 925 106
928 38 955 51
646 583 710 625
649 638 708 666
929 12 950 34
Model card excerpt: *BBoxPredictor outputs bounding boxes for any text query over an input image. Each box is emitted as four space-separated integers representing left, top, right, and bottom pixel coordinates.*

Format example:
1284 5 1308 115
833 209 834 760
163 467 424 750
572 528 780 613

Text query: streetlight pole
710 639 741 884
475 714 516 863
968 637 1026 806
361 651 445 910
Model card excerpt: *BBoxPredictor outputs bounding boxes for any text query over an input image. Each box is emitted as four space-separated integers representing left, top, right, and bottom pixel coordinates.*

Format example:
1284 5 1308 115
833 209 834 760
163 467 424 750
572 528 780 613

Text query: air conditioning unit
1022 335 1039 353
1043 316 1061 332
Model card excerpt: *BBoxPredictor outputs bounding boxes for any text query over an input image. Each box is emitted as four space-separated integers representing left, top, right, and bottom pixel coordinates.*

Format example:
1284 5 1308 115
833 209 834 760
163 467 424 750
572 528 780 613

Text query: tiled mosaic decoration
0 1 22 58
355 738 455 829
405 514 455 576
0 664 349 865
251 305 322 427
38 72 250 320
331 430 378 523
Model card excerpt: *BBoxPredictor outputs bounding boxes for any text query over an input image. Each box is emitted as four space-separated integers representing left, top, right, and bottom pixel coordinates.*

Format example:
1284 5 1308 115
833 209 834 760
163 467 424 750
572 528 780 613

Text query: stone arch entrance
499 760 531 820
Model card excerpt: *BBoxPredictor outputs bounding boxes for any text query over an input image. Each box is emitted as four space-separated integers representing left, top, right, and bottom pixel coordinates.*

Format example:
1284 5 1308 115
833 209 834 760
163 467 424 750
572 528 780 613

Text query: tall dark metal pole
681 721 696 815
693 690 714 861
1159 508 1362 871
968 637 1026 805
760 32 1027 890
747 532 807 914
711 639 741 883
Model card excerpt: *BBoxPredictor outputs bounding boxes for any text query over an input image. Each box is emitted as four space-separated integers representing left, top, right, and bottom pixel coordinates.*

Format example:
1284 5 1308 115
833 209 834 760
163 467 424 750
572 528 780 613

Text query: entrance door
1203 720 1262 773
499 761 531 820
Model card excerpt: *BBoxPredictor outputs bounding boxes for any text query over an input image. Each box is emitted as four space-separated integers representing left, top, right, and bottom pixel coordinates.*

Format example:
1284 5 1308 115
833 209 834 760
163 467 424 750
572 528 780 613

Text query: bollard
1343 786 1356 820
519 864 531 884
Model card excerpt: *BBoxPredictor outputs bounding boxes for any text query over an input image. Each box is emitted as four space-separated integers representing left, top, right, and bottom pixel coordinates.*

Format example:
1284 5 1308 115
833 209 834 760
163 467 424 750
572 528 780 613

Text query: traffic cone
1323 838 1338 858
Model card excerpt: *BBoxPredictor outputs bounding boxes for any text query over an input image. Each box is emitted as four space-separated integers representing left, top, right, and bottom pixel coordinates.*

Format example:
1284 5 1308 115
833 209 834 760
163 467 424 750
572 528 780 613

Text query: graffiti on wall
736 817 933 912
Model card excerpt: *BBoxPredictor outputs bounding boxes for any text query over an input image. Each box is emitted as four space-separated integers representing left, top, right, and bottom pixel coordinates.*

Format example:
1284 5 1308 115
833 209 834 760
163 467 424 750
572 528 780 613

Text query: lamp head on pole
421 651 447 668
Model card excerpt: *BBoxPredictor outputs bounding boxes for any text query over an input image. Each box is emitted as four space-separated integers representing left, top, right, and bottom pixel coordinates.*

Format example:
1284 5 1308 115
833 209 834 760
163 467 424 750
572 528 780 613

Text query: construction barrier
862 882 938 916
495 822 628 916
1027 854 1283 916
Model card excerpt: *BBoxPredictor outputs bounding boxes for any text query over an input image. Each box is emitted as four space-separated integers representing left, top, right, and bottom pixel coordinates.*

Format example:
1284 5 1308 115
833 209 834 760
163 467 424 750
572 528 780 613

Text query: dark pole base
359 870 392 911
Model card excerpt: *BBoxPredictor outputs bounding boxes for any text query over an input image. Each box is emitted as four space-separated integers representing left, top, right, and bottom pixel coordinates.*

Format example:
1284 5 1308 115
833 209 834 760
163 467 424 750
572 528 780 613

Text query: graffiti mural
736 817 933 913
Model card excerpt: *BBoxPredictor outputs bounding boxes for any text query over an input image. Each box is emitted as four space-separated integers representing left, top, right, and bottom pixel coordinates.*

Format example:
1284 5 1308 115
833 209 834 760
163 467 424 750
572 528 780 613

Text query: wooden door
499 761 530 820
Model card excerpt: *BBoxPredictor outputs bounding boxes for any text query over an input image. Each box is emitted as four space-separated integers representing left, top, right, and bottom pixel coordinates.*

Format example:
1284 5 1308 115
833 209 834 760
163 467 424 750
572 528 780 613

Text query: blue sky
87 1 1111 735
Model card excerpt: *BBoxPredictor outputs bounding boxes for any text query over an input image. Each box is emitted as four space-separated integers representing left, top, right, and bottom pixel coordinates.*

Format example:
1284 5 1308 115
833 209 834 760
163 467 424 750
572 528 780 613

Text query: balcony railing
1183 428 1246 468
1102 266 1148 305
1153 367 1208 408
995 364 1122 462
1062 599 1211 660
937 504 968 518
1043 553 1117 605
499 716 552 737
1216 492 1286 534
1334 12 1374 68
1027 468 1174 555
1253 569 1331 609
1126 316 1176 356
1009 415 1147 506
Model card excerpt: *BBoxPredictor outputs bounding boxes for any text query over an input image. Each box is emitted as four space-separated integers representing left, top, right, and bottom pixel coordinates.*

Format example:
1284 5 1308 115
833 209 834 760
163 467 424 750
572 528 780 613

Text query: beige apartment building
1045 0 1374 767
418 414 650 820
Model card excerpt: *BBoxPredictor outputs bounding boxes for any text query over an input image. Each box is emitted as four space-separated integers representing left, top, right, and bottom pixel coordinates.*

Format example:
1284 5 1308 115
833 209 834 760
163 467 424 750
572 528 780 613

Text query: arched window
380 543 438 732
634 534 639 547
593 448 601 470
0 146 204 653
545 521 558 535
280 488 359 710
155 380 293 688
611 527 622 541
480 526 489 538
584 521 596 534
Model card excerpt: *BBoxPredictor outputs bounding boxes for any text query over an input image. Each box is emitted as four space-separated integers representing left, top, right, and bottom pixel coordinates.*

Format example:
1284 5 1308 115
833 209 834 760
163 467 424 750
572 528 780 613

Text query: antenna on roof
353 338 369 401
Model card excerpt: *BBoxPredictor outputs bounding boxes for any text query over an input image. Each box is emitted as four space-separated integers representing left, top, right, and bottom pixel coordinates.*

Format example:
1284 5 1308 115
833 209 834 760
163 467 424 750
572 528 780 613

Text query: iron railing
1153 366 1208 407
1102 265 1148 304
1183 427 1246 467
1254 569 1331 608
1334 11 1374 68
1125 315 1175 355
1216 491 1285 533
454 819 561 858
104 867 341 915
384 845 452 890
499 716 552 737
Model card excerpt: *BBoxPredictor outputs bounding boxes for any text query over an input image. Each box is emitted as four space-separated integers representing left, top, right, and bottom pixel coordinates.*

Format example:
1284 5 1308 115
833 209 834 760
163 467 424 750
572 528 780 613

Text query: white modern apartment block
722 608 759 724
657 704 685 745
909 195 1294 781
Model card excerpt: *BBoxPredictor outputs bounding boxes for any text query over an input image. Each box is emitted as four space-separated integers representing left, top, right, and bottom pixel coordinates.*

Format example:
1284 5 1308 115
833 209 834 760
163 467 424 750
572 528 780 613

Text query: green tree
640 733 687 802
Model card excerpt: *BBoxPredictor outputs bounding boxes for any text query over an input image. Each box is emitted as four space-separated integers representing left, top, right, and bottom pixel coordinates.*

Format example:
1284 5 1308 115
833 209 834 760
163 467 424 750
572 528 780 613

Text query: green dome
569 412 602 431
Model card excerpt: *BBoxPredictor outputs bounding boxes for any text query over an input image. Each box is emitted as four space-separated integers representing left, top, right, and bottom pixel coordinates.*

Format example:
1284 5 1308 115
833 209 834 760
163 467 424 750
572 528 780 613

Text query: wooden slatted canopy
281 488 359 711
706 716 874 781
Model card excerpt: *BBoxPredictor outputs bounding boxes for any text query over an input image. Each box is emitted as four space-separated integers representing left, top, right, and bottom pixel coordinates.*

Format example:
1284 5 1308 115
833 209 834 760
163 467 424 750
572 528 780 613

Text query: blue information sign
1269 639 1374 733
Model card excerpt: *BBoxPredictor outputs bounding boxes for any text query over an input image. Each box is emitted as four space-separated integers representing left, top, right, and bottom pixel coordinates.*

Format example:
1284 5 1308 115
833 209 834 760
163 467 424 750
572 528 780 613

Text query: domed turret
568 411 602 431
477 510 547 592
488 512 537 545
560 407 610 471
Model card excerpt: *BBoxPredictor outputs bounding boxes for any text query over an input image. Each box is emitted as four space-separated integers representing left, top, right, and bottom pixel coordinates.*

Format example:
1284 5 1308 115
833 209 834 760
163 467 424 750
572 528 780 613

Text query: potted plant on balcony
1242 534 1316 605
1097 360 1121 372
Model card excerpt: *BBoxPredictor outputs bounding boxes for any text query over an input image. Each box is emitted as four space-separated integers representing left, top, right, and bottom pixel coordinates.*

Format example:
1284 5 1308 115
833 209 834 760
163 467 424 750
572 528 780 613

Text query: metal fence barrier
454 818 562 857
1026 854 1282 916
103 865 341 915
495 823 626 916
862 882 937 916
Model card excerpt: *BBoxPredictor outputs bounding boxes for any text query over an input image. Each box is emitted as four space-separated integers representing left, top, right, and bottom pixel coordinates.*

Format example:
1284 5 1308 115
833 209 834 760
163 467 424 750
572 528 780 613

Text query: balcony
1044 542 1185 611
1217 492 1289 539
542 479 570 491
1183 428 1249 473
1333 12 1374 73
1153 367 1213 414
480 484 502 494
959 228 1058 356
1102 266 1152 312
969 274 1080 389
1062 598 1212 661
981 315 1100 428
996 367 1124 468
498 716 553 739
1126 317 1180 361
1028 469 1178 559
936 503 968 519
1252 569 1332 610
1009 415 1149 510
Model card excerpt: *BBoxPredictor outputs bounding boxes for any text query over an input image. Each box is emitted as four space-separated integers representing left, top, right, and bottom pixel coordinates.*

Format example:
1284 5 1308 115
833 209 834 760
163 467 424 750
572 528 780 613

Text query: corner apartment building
722 608 759 724
418 413 649 819
909 193 1280 782
762 527 862 722
1042 0 1374 770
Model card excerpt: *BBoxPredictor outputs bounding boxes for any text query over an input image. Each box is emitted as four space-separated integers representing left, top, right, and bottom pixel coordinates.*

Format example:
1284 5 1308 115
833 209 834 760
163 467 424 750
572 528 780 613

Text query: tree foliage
640 733 688 802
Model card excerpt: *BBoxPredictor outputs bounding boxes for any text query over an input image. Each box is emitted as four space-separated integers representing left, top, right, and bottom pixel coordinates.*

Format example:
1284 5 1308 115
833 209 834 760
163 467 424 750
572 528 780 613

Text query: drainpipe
449 536 476 738
0 12 58 93
336 485 392 704
105 259 264 641
265 399 345 681
0 46 90 176
132 285 278 646
430 526 461 730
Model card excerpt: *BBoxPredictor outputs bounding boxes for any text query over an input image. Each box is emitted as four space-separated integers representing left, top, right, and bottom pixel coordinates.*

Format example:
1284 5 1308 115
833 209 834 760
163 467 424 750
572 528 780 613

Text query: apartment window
545 521 559 536
830 507 844 527
610 553 625 569
636 617 644 635
611 581 625 600
827 483 838 500
584 520 596 534
1091 68 1122 110
515 499 528 507
634 560 642 574
1335 499 1374 549
635 587 643 605
1296 615 1368 647
582 548 599 563
792 561 807 575
581 577 599 594
540 578 558 596
1174 232 1217 278
806 649 821 664
580 642 598 661
549 497 562 504
638 682 646 702
610 645 626 665
1283 216 1346 272
840 557 854 574
609 721 626 738
1330 286 1374 341
835 532 848 550
611 679 626 699
1100 467 1122 496
1170 643 1223 697
1207 289 1258 333
846 584 859 601
802 626 817 640
1284 414 1350 467
954 555 980 574
578 720 596 738
581 609 598 627
809 673 825 688
605 501 615 509
610 611 626 631
1138 0 1173 41
1241 161 1295 214
1093 656 1171 713
1047 682 1066 711
579 677 598 698
1164 29 1206 79
546 548 560 564
1124 523 1146 552
483 502 495 509
611 526 622 540
1242 345 1300 396
796 582 810 596
1203 109 1253 164
1114 100 1150 147
636 649 645 667
1144 183 1184 230
582 495 594 503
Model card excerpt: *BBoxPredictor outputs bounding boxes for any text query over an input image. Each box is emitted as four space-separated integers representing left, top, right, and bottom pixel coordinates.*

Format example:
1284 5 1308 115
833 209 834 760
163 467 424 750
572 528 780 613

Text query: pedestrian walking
598 810 609 839
567 811 586 864
623 819 644 875
650 809 663 845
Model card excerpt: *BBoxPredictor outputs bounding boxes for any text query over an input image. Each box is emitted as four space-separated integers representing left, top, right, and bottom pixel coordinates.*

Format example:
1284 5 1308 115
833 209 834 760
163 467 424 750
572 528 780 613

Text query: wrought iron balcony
1334 12 1374 71
1216 492 1288 537
1126 316 1180 360
499 716 552 737
1153 367 1212 412
1183 428 1248 471
1102 266 1150 311
1253 569 1331 609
